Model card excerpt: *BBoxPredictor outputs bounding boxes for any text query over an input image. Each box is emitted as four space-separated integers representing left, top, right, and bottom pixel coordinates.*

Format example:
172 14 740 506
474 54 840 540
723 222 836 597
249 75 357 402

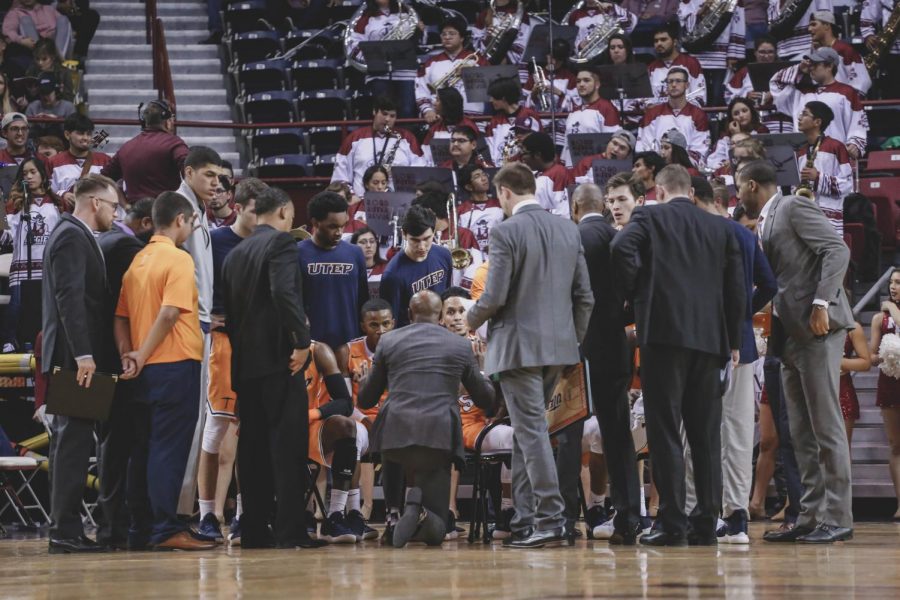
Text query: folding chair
239 58 290 95
466 418 511 544
251 127 306 160
224 1 268 35
254 154 314 178
305 461 329 534
0 456 50 528
313 154 338 178
230 30 282 65
307 126 347 155
297 89 349 121
243 90 297 124
291 59 343 92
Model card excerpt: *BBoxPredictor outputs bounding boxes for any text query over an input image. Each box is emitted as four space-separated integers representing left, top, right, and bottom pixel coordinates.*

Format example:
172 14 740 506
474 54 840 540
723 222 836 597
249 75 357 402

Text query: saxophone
381 126 403 171
864 3 900 75
796 136 821 200
767 0 814 40
482 0 524 65
427 52 483 93
564 0 624 64
682 0 739 53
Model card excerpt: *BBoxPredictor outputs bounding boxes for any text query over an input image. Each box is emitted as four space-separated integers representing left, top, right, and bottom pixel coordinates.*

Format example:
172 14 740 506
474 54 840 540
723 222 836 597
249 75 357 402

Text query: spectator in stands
770 47 868 158
2 0 72 68
0 112 45 167
725 35 777 105
298 191 370 350
440 125 491 174
36 135 64 159
1 157 62 353
25 72 75 139
659 129 700 175
346 0 424 118
646 23 706 104
352 226 388 295
456 165 502 255
597 31 635 66
568 130 636 186
561 68 622 166
808 10 871 96
0 71 16 115
678 0 746 106
637 66 711 164
631 151 664 203
707 97 769 172
486 77 543 166
473 0 535 65
27 39 75 102
55 0 100 64
48 113 112 205
0 33 26 80
620 0 678 40
767 0 831 60
743 0 769 46
331 95 424 197
568 0 637 56
421 87 479 167
101 99 189 201
520 131 569 218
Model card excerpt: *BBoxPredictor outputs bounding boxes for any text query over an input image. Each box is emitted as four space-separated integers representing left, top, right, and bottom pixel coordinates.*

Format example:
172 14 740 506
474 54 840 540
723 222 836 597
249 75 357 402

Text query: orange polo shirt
116 234 203 365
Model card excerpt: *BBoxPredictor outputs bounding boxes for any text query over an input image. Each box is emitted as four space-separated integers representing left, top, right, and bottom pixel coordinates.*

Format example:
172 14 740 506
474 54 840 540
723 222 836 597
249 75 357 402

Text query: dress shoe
394 487 426 548
687 532 718 546
506 527 568 549
609 524 642 546
501 526 534 546
276 536 328 549
762 522 813 542
153 531 217 551
639 529 688 547
49 536 109 554
797 524 853 544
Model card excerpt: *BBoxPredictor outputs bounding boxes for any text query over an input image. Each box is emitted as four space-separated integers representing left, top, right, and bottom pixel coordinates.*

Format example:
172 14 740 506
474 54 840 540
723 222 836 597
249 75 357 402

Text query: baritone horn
446 193 472 269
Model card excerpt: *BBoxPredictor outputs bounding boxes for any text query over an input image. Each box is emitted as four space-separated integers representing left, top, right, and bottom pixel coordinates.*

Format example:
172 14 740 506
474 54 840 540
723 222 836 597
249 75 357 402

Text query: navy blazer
728 219 777 363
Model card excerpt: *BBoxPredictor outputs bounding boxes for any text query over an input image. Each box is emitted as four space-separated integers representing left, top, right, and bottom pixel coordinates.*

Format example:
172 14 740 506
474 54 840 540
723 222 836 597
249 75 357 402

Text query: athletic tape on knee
331 437 358 483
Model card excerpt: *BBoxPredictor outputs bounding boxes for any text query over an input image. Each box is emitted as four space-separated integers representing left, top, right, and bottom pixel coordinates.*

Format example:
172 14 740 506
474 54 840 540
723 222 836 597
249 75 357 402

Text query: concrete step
89 89 228 105
852 426 889 444
88 44 220 61
87 58 221 75
100 124 234 138
851 480 897 497
84 73 225 90
99 15 204 27
92 1 206 17
94 30 210 44
858 407 884 425
852 443 891 462
90 104 234 121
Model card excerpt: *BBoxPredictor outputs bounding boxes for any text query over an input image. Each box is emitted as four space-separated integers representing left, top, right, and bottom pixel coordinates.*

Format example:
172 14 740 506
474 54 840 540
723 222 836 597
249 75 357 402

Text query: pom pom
879 333 900 379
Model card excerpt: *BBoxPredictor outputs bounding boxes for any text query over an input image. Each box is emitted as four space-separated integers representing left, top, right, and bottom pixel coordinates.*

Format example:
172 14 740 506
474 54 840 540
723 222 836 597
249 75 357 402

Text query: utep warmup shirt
379 245 452 327
297 239 370 349
211 226 243 315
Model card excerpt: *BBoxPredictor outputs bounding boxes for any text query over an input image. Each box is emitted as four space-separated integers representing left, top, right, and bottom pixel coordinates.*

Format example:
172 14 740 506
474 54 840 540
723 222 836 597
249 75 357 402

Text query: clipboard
546 361 592 435
46 367 118 421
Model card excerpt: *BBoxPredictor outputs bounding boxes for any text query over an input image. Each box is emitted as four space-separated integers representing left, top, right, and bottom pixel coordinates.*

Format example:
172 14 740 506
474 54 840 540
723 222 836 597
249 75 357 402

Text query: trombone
445 193 472 269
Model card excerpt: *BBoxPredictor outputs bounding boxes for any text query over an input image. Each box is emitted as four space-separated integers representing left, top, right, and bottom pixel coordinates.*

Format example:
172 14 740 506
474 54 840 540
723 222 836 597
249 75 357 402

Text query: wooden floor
3 523 900 599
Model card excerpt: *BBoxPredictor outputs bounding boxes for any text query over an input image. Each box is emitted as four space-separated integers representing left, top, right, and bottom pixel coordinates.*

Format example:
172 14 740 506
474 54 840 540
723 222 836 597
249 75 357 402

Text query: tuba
564 0 624 64
445 193 473 269
482 0 524 65
767 0 814 40
682 0 739 53
344 0 420 72
427 51 483 92
864 3 900 75
796 136 821 200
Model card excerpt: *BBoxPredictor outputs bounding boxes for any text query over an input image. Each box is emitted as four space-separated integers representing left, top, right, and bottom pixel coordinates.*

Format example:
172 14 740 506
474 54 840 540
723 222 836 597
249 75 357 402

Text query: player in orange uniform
305 340 375 543
337 299 395 524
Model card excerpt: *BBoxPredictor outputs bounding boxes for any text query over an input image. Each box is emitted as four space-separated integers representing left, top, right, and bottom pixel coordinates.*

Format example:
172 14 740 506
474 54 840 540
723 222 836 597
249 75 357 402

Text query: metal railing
853 266 897 317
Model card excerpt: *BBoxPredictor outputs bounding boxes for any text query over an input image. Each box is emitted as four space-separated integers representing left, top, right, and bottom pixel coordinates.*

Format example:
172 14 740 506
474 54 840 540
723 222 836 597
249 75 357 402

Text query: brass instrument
381 125 403 171
427 52 483 93
390 214 402 249
564 0 624 64
796 135 821 200
344 0 421 72
767 0 814 40
91 129 109 150
683 0 739 53
864 3 900 75
531 57 553 112
445 193 472 269
482 0 524 65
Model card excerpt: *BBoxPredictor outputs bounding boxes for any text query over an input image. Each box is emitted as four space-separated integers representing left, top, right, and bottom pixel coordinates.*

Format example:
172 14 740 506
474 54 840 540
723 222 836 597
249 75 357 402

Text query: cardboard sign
363 191 416 238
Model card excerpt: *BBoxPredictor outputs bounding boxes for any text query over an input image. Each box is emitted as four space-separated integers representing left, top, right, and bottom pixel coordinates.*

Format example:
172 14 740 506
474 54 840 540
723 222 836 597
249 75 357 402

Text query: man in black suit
41 174 120 553
95 203 152 549
571 180 642 545
222 187 325 550
611 165 745 546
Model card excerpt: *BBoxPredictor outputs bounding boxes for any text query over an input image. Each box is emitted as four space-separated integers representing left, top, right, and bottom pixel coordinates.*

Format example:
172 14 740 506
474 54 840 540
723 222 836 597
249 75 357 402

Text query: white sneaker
721 531 750 544
592 518 616 540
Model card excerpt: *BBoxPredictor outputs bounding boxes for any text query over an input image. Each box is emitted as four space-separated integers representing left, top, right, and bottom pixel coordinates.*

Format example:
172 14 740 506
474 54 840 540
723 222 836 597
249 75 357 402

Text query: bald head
571 183 605 222
409 290 443 324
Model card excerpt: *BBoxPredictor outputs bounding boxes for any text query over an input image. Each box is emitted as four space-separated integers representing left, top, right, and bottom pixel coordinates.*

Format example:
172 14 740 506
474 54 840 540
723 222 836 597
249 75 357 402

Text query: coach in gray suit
467 163 594 549
359 290 494 548
738 160 854 544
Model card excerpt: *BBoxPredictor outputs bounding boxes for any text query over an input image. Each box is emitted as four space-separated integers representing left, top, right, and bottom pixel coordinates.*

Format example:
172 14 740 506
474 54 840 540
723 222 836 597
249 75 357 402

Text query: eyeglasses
7 126 29 134
90 195 119 210
449 138 471 144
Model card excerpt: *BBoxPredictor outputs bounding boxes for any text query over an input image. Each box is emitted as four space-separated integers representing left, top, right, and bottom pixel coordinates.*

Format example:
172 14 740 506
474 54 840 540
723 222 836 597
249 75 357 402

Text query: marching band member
520 131 570 218
767 0 832 59
770 47 869 158
631 151 665 204
560 68 623 167
485 76 543 166
456 165 503 254
415 16 490 122
524 38 578 148
659 129 702 175
677 0 747 106
439 126 493 174
637 67 711 165
331 96 424 197
646 23 706 105
472 0 534 65
808 10 871 96
795 101 853 235
725 35 778 104
861 0 900 99
569 129 636 186
706 97 769 172
421 87 480 167
568 0 638 51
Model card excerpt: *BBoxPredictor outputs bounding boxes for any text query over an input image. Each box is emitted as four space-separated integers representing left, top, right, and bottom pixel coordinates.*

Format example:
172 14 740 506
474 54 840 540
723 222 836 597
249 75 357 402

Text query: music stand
429 138 452 166
748 61 798 92
461 65 519 103
756 133 807 151
566 133 613 167
359 40 418 81
522 25 578 64
362 191 417 238
390 166 454 194
594 64 653 108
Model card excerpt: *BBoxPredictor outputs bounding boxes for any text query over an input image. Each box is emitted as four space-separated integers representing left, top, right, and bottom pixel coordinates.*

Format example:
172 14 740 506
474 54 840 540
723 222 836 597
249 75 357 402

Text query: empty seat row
252 153 338 178
238 57 351 94
240 89 377 123
250 126 361 159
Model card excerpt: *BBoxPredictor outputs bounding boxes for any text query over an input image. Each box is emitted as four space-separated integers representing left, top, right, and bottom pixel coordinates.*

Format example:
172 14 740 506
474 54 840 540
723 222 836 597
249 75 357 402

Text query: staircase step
92 1 206 17
101 124 235 138
94 30 210 44
90 90 228 104
88 44 220 60
851 443 891 462
851 427 889 443
84 73 225 90
90 104 234 121
851 480 897 497
852 463 892 481
857 407 883 425
99 15 203 26
86 58 222 75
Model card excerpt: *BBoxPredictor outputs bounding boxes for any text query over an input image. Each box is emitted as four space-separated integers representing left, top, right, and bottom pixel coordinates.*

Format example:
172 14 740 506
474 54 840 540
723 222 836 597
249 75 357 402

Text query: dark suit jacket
222 224 311 384
41 214 113 374
98 224 145 372
358 323 494 464
611 197 745 358
578 215 630 378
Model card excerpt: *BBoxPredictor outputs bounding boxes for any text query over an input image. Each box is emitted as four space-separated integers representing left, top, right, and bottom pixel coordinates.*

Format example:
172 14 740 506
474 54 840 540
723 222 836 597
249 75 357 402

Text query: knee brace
331 437 358 484
355 421 370 458
201 414 230 454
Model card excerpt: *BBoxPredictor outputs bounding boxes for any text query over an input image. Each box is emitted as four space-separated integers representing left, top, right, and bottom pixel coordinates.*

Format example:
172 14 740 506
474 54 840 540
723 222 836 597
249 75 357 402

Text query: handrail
145 0 156 45
853 267 896 317
151 17 177 134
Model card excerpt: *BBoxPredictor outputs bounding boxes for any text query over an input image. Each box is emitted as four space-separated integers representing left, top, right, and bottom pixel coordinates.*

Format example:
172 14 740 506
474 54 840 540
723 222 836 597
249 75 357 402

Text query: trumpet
427 52 483 93
531 58 553 112
445 193 472 270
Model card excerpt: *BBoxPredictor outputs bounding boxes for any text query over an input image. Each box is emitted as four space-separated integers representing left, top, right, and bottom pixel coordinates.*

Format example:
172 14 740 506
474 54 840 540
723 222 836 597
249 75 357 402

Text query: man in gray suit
467 163 594 549
359 290 495 548
737 160 854 544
